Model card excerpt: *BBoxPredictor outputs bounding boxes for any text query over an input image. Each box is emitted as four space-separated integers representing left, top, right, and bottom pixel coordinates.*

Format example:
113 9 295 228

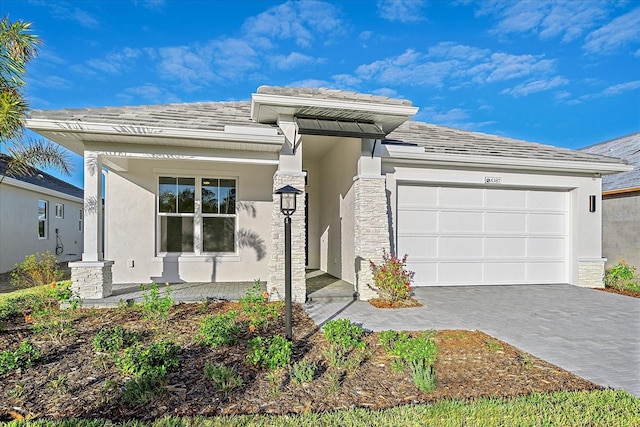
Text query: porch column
354 139 390 300
69 150 113 298
268 118 306 302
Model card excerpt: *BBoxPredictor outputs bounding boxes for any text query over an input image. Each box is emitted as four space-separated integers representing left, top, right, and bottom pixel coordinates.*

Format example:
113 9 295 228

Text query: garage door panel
485 237 526 257
485 212 527 233
528 237 566 258
398 185 437 207
439 237 483 257
439 262 483 283
486 189 527 209
397 209 438 233
397 185 568 286
440 211 483 232
528 213 566 234
485 263 526 283
400 236 438 257
440 187 483 207
527 262 566 283
528 191 566 210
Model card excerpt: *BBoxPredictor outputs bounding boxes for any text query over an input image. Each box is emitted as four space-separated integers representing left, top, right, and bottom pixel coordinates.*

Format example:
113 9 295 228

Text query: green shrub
93 325 137 352
140 282 174 323
290 360 317 384
605 260 640 292
0 340 41 375
10 251 63 288
246 335 292 370
204 362 244 396
198 311 241 347
239 279 281 330
410 359 437 393
369 251 415 302
122 371 166 404
322 318 365 350
379 330 438 393
117 340 180 377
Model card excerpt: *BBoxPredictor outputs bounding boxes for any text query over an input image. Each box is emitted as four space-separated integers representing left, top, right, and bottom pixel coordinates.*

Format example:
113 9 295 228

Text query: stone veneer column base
578 258 606 288
354 176 390 301
69 260 114 298
268 173 307 303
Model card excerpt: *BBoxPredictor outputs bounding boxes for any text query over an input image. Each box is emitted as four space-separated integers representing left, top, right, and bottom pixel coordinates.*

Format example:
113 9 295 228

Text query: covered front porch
73 271 355 308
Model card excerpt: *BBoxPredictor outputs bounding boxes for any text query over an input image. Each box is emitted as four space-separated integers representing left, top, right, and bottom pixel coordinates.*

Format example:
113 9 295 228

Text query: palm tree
0 15 71 184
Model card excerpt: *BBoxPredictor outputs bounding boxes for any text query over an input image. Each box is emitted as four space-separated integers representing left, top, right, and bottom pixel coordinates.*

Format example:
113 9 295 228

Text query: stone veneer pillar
69 260 114 298
268 172 307 303
578 258 606 288
354 176 391 300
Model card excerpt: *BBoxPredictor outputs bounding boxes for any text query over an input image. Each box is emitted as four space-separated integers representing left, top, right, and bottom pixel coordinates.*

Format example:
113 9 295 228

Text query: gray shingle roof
386 120 627 165
29 101 273 133
0 154 83 199
581 132 640 191
28 90 627 168
257 85 413 107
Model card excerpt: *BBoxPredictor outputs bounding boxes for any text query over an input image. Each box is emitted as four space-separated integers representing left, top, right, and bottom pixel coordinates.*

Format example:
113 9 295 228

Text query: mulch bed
596 287 640 298
0 301 601 421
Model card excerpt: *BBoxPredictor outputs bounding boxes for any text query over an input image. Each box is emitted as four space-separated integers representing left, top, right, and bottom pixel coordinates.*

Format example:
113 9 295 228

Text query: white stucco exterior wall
318 138 360 283
0 180 83 273
104 158 276 284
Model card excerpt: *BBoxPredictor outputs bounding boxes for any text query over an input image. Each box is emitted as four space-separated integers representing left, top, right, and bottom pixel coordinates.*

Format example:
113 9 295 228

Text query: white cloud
583 8 640 54
371 87 399 98
38 1 101 28
416 106 496 130
377 0 426 23
600 80 640 96
287 78 333 88
500 76 569 97
242 0 345 48
270 52 322 70
477 0 610 44
119 84 180 104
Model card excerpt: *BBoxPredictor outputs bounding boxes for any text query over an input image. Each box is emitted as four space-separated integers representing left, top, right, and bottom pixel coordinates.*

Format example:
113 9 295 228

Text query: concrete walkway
304 284 640 397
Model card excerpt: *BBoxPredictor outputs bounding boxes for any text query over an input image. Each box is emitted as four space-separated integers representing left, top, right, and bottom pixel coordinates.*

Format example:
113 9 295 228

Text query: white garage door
397 185 569 286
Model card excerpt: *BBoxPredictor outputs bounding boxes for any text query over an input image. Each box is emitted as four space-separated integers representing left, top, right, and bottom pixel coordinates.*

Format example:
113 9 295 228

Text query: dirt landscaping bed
0 300 601 421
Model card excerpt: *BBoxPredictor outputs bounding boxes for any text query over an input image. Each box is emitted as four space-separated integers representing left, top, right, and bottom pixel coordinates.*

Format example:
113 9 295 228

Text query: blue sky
2 0 639 189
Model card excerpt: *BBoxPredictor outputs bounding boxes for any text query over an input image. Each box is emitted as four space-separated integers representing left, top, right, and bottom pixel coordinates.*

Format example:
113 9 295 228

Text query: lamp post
275 184 302 341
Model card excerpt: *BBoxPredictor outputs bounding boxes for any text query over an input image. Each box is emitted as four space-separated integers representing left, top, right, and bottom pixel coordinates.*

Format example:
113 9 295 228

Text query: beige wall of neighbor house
602 192 640 268
104 158 276 284
0 179 83 273
383 163 605 287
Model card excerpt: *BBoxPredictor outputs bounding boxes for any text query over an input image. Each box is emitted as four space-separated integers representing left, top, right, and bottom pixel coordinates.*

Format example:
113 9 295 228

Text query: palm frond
6 138 73 178
0 86 27 140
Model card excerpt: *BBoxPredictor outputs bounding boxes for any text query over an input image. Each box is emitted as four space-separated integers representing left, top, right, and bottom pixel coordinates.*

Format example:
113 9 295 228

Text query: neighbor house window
158 176 236 254
38 200 48 239
55 203 64 218
78 209 83 232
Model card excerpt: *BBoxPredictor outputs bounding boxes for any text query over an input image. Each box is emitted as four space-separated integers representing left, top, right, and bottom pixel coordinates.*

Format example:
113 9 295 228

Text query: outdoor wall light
275 184 302 341
589 194 596 212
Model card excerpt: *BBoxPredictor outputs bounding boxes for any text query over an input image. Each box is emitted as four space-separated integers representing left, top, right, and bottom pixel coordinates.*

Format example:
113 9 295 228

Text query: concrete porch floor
76 270 354 308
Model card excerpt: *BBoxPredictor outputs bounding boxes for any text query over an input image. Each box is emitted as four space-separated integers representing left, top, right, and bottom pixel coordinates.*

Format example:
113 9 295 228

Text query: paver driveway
304 284 640 397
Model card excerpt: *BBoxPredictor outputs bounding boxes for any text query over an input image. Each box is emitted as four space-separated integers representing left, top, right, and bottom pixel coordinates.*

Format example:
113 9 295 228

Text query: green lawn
4 389 639 426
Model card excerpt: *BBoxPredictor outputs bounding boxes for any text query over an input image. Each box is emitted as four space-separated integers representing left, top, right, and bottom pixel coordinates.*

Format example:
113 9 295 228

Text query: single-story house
0 153 84 273
25 86 632 301
581 133 640 268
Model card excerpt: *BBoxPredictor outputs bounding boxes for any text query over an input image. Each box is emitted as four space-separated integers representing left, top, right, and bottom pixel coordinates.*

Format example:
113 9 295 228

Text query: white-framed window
78 208 83 232
55 203 64 218
38 200 48 239
157 176 237 254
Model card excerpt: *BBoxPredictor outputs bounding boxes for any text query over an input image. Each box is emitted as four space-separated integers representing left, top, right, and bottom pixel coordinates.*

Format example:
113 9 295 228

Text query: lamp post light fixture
275 184 302 341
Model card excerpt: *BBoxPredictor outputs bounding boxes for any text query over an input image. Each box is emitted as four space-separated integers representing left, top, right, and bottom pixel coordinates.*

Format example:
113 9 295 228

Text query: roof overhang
382 144 635 175
294 117 386 139
25 118 285 156
1 175 83 203
251 92 418 135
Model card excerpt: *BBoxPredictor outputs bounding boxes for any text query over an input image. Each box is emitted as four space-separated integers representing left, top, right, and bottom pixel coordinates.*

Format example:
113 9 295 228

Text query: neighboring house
25 86 631 301
581 133 640 269
0 154 84 273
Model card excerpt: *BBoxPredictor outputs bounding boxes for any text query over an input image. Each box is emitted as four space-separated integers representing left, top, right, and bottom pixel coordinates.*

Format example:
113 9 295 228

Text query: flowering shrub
605 260 640 292
369 251 415 302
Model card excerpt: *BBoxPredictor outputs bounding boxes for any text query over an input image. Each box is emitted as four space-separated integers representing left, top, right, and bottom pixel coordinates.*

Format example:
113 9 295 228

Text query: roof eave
382 151 634 175
26 118 285 153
